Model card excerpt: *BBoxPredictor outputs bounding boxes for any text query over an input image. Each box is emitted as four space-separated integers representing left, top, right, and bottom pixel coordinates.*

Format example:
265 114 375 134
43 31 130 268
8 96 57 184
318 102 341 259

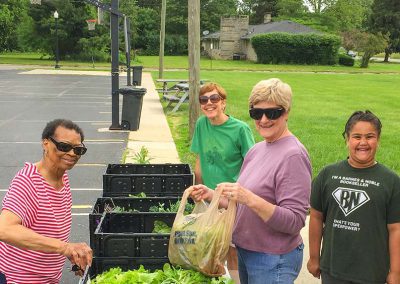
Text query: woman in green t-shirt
191 82 255 283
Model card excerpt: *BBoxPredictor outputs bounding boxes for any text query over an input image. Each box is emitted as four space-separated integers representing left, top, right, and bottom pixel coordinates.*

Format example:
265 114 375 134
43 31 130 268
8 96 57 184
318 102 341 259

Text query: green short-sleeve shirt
191 115 255 190
311 160 400 283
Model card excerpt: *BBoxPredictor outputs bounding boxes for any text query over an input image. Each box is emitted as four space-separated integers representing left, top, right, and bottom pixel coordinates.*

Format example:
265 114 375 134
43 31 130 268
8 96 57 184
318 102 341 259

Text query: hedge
251 33 341 65
338 54 355 66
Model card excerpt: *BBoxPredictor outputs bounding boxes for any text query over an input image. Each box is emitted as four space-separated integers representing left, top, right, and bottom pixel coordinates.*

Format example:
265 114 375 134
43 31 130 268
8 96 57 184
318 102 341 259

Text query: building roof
202 20 321 40
202 31 220 39
241 20 321 39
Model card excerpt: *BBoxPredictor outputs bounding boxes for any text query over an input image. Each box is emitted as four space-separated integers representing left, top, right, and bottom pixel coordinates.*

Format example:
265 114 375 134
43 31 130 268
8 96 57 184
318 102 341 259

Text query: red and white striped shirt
0 162 72 284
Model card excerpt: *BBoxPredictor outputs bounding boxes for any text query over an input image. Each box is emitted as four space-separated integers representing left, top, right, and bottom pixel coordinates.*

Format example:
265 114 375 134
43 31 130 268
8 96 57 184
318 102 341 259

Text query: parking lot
0 67 128 283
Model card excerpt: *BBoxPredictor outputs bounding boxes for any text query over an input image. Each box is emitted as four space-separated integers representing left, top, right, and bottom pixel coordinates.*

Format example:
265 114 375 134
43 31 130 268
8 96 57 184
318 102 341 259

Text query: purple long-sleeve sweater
232 135 311 254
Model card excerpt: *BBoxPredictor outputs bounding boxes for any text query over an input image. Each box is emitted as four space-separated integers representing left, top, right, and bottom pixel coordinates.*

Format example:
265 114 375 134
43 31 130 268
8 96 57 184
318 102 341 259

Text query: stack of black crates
88 163 194 278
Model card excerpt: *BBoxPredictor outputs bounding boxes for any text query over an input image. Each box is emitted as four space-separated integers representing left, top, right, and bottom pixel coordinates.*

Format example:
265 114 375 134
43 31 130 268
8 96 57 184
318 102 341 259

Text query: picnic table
156 79 208 113
155 79 189 94
163 83 189 113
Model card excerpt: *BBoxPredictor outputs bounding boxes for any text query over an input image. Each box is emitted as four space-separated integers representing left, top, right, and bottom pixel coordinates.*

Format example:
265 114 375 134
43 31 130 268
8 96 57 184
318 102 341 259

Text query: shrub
251 33 341 65
338 54 355 66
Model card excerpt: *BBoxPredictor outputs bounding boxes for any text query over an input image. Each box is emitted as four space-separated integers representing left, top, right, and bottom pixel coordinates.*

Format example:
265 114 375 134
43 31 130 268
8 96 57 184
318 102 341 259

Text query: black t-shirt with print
311 160 400 284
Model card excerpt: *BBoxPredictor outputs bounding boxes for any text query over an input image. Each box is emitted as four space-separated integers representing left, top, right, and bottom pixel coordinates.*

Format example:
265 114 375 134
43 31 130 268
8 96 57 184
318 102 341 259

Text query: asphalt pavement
0 66 317 284
0 67 128 283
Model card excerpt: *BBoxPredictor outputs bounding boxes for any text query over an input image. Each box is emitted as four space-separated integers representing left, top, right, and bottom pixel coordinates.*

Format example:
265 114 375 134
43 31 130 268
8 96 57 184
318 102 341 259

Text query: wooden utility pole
159 0 166 79
188 0 200 138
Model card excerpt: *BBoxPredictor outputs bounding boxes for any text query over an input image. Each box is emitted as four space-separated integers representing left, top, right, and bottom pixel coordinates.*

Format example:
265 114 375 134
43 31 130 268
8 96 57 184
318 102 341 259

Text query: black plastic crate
103 175 193 197
86 257 169 281
89 196 181 247
102 164 193 197
93 212 175 257
106 163 191 175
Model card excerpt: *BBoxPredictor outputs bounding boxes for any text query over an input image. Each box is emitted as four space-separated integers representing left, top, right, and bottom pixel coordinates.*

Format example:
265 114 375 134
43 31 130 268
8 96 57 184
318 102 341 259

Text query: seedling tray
89 197 181 247
103 164 193 197
93 212 176 257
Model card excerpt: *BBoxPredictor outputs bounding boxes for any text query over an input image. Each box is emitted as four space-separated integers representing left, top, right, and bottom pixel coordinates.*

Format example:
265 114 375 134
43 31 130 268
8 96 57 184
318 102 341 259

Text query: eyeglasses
48 137 87 155
199 94 222 105
249 107 285 120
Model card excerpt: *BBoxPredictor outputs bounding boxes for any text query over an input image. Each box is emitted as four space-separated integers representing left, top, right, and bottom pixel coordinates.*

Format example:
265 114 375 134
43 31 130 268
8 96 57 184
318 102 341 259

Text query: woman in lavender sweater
191 78 312 284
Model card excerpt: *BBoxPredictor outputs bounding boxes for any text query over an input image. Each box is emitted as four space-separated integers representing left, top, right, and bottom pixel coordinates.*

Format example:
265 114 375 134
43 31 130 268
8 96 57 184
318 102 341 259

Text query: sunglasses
199 94 222 105
249 107 285 120
49 137 87 155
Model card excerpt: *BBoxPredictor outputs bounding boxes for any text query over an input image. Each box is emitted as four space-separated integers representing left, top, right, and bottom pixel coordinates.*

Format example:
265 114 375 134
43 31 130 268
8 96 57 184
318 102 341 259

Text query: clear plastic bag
168 187 236 277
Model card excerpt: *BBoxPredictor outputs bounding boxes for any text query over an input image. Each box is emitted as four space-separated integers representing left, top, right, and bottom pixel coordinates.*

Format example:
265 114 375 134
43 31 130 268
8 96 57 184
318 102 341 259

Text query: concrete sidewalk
124 72 180 164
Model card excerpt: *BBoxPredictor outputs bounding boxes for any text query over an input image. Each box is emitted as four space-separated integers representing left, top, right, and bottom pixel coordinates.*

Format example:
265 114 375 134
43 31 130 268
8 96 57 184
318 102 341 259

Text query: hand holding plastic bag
168 187 236 277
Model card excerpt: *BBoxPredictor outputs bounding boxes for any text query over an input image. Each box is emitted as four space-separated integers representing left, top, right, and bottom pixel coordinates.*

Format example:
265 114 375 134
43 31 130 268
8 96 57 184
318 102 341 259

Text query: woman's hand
307 258 321 279
387 271 400 284
189 184 213 203
60 242 92 276
217 182 251 205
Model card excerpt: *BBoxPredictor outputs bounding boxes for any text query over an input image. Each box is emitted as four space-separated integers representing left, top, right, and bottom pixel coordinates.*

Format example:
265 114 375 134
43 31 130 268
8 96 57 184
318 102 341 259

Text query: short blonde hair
249 78 292 111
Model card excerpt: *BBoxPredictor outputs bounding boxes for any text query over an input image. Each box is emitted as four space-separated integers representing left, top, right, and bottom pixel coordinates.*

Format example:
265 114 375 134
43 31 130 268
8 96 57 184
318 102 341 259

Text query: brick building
202 15 321 61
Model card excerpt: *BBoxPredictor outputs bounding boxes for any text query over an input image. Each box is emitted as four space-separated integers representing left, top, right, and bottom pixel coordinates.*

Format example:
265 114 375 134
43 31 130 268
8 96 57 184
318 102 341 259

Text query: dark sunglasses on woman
49 137 87 155
249 107 285 120
198 94 222 105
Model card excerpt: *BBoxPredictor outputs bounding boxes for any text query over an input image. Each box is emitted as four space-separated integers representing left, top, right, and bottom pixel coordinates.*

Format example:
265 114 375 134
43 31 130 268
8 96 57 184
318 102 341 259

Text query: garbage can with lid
132 65 143 86
120 87 146 131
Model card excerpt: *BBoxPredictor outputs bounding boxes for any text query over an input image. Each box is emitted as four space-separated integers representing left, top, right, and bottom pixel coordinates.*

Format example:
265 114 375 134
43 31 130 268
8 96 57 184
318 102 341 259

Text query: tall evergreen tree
368 0 400 61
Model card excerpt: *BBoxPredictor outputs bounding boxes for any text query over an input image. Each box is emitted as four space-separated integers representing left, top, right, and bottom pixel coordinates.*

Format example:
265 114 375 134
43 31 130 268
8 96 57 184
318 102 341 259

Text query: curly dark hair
342 110 382 139
41 119 85 142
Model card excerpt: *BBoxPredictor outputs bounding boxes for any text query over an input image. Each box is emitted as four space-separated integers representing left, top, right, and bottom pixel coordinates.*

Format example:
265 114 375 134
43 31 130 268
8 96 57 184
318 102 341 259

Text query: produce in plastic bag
168 187 236 277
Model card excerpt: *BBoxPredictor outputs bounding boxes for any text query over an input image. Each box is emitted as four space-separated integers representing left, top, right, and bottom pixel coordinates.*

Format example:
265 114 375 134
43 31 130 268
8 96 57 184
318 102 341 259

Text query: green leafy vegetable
93 263 234 284
152 220 172 233
111 206 138 213
149 200 195 215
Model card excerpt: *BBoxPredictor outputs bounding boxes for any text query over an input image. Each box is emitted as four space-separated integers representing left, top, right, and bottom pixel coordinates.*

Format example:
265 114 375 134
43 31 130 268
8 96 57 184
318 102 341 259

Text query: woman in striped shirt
0 119 92 284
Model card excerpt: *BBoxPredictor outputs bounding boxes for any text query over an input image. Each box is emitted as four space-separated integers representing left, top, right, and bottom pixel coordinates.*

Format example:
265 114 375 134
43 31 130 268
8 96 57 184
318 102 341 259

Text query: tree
238 0 278 24
0 0 30 51
277 0 308 18
304 0 336 13
252 0 278 24
342 30 388 67
367 0 400 62
323 0 373 31
200 0 238 32
25 0 92 58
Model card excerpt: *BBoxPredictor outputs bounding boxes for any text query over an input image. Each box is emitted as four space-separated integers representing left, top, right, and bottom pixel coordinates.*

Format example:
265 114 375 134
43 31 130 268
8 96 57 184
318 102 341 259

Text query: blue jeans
237 244 304 284
0 272 6 284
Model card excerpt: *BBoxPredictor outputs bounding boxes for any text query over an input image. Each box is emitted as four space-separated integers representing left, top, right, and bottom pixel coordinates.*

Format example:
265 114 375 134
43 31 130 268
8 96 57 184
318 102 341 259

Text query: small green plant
133 146 152 164
121 148 129 163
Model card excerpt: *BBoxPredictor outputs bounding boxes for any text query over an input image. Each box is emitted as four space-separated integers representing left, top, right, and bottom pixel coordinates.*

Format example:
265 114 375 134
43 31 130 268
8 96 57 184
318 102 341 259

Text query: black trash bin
132 66 143 86
120 87 147 131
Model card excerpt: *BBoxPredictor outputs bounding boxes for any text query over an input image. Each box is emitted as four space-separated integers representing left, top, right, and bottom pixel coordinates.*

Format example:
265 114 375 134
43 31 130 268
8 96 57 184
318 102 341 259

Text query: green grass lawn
153 70 400 177
2 52 400 73
375 52 400 59
1 52 399 176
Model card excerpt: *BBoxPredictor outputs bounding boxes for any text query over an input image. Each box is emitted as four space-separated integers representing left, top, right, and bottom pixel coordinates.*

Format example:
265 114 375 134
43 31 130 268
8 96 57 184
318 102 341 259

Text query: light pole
54 11 60 69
